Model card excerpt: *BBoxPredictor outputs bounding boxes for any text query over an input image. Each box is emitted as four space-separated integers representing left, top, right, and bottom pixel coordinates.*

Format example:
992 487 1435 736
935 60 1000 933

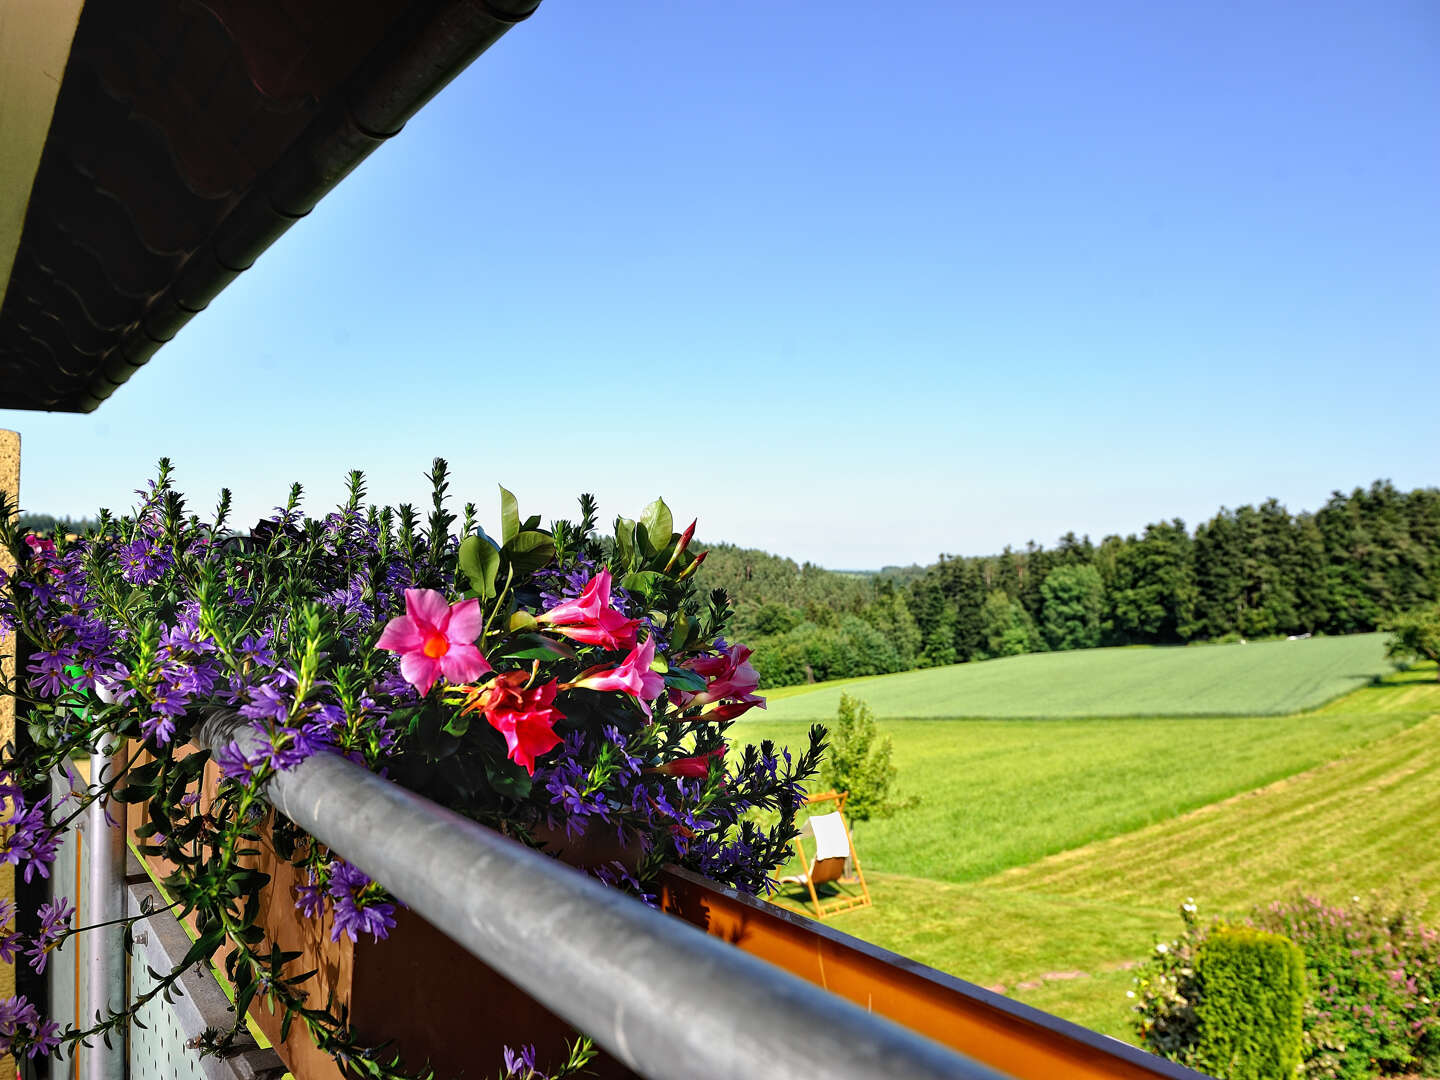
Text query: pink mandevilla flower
375 589 490 695
535 568 641 651
679 643 765 718
569 636 666 717
657 747 725 778
484 676 565 775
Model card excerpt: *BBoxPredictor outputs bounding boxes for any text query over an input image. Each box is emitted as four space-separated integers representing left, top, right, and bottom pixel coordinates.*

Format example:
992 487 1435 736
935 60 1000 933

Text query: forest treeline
694 481 1440 689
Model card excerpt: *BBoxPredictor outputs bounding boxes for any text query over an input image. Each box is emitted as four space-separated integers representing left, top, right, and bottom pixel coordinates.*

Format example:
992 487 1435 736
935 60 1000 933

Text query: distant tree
980 591 1038 657
863 588 922 668
1041 564 1106 651
918 601 958 668
1384 605 1440 681
949 561 987 661
1017 540 1053 625
17 513 99 535
750 602 803 637
819 694 914 824
1054 531 1096 567
1108 520 1198 643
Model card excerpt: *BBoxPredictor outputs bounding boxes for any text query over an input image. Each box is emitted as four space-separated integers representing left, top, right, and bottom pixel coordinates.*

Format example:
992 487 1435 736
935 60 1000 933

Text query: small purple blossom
0 994 61 1058
326 860 395 943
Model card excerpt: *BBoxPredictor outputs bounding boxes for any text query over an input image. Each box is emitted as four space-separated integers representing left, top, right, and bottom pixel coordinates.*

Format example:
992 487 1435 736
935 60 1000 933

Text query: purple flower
140 712 176 746
239 683 291 724
502 1044 537 1078
0 900 22 965
294 872 326 920
26 897 74 974
215 741 262 783
326 860 396 943
0 994 59 1058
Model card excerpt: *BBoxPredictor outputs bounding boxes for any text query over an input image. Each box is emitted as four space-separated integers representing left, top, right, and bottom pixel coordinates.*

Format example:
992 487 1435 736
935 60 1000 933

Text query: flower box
126 756 646 1080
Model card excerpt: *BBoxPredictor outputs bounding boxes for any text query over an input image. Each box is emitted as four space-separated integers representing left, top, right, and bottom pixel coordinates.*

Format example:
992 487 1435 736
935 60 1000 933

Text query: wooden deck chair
780 791 872 920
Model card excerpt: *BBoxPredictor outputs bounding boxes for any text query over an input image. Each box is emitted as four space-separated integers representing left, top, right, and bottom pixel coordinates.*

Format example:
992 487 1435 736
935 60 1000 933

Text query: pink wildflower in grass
535 569 641 651
567 636 665 717
375 589 489 695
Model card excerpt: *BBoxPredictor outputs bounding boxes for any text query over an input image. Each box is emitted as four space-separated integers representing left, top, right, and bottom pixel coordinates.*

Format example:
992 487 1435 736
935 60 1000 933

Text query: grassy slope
759 633 1392 719
741 677 1425 883
750 666 1440 1043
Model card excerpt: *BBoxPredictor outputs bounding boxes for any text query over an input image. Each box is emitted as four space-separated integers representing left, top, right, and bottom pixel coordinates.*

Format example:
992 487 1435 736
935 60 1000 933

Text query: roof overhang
0 0 540 413
0 0 86 308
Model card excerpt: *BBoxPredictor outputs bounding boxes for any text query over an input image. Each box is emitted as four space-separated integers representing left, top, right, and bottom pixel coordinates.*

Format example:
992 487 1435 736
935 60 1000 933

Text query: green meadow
760 632 1392 719
735 641 1439 1044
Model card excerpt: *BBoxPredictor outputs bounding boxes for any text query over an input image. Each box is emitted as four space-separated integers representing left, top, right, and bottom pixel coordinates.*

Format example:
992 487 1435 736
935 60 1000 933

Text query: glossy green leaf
620 570 664 598
499 485 520 545
504 529 554 575
640 498 673 552
614 516 637 568
502 633 578 661
458 535 501 600
663 667 707 692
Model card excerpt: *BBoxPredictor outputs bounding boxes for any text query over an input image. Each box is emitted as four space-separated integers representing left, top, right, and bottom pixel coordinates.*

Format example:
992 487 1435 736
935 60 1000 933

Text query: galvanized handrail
196 710 1006 1080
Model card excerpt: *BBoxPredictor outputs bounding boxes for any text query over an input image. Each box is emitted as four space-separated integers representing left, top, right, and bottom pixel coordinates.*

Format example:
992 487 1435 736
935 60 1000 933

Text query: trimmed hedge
1194 926 1306 1080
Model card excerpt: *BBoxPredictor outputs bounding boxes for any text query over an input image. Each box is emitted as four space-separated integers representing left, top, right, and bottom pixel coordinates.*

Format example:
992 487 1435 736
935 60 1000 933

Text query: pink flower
535 569 641 651
568 637 666 717
375 589 490 695
655 748 725 778
683 643 762 710
470 672 564 775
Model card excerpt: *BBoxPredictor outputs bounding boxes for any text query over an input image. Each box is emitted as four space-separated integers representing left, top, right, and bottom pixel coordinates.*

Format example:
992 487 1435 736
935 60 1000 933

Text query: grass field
760 632 1392 719
733 642 1439 1048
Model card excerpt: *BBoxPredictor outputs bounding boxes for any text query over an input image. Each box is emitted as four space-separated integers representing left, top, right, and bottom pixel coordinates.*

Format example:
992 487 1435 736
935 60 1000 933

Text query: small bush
819 694 917 823
1192 927 1305 1080
1135 896 1440 1080
1253 895 1440 1080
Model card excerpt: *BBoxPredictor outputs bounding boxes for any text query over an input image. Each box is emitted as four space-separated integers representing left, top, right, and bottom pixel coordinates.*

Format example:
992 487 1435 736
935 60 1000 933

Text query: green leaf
620 571 664 598
484 759 533 800
442 711 471 737
502 634 578 661
663 667 707 692
499 485 520 545
503 530 554 576
458 535 501 600
614 517 637 569
640 498 673 552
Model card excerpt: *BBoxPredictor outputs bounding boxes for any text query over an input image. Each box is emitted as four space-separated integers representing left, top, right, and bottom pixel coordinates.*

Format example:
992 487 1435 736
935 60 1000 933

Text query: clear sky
5 1 1437 568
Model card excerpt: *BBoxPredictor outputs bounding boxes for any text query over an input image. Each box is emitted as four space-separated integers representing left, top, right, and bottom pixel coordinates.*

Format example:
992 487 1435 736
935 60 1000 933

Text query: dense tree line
16 513 100 535
695 481 1440 688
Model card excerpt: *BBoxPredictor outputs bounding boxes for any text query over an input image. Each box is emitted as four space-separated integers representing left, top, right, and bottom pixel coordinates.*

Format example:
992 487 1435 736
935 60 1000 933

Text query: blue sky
6 0 1437 568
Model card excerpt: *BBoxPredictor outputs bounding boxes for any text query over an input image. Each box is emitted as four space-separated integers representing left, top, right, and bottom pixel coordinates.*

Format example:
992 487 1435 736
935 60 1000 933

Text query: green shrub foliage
1192 927 1306 1080
817 694 915 823
1253 895 1440 1080
1135 896 1440 1080
1384 603 1440 680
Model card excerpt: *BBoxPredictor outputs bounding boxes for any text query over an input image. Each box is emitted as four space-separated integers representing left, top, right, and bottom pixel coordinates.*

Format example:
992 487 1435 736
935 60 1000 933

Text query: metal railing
195 710 1005 1080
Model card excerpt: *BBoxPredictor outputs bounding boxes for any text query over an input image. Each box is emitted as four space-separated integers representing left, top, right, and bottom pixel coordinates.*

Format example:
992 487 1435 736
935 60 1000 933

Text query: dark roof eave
16 0 540 413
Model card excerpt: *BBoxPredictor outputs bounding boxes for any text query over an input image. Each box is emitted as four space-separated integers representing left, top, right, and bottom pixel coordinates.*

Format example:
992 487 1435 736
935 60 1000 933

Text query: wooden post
0 428 17 1077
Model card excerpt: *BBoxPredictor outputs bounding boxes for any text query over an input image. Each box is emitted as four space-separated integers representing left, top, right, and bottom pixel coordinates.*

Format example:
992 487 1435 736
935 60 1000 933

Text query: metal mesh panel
130 937 210 1080
125 857 286 1080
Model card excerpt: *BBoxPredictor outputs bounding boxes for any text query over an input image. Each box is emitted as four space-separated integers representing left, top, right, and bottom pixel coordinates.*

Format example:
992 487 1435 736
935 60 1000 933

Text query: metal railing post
83 734 126 1080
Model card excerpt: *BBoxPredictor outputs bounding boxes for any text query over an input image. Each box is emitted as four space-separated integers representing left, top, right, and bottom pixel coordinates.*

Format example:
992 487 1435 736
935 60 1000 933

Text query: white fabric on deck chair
808 811 851 862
